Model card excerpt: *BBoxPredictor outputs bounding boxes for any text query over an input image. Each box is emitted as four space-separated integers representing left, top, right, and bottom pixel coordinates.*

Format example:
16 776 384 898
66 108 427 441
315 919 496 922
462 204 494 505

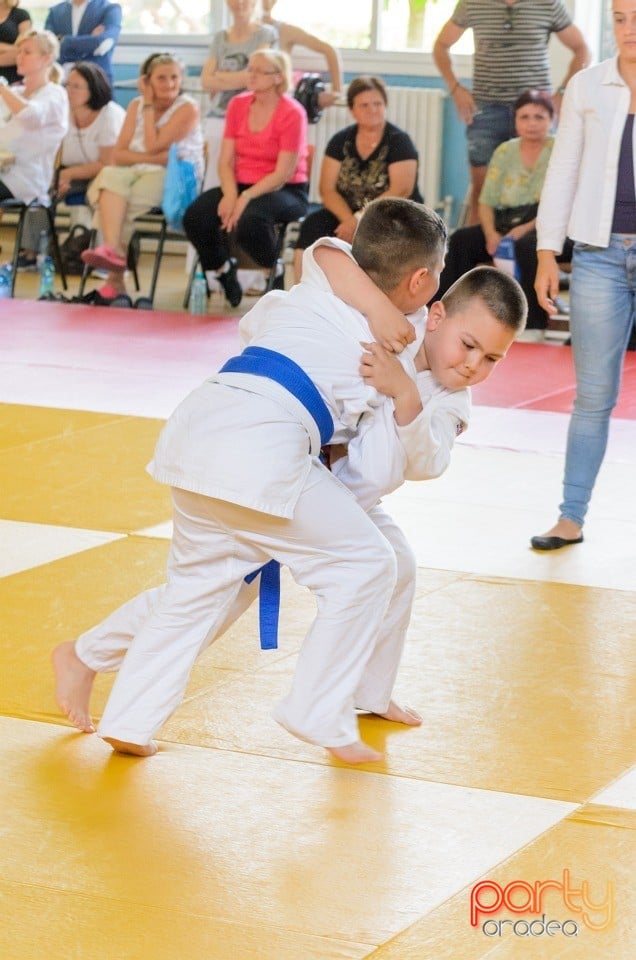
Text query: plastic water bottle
189 269 207 316
493 236 520 280
0 263 12 298
36 229 49 273
39 256 55 297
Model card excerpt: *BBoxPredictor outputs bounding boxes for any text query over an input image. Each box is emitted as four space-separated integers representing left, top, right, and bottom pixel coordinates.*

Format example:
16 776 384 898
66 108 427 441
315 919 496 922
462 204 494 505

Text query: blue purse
161 144 198 230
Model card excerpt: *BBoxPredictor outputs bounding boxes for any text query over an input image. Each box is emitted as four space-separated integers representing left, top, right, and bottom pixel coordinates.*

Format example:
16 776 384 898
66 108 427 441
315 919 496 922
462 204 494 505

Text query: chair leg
10 206 27 297
45 206 67 290
184 254 201 309
127 232 141 292
77 228 97 298
264 223 288 293
146 220 167 305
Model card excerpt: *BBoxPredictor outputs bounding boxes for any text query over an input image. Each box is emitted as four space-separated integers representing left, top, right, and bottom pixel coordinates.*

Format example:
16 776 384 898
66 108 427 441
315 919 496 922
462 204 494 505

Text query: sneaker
97 283 125 300
217 257 242 308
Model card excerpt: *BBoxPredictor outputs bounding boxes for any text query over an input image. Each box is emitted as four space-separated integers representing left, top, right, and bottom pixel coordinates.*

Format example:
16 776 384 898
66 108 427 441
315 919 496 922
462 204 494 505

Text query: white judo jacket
149 239 469 518
303 238 471 512
149 249 387 517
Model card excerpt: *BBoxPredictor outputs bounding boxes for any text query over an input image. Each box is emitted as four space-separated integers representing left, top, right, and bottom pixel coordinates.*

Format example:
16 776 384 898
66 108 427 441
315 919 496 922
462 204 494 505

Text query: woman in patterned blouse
293 75 421 281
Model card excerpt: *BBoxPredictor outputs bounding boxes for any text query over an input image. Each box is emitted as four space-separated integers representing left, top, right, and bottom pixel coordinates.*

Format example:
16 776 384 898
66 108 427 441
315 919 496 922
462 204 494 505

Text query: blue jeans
561 235 636 526
466 101 516 167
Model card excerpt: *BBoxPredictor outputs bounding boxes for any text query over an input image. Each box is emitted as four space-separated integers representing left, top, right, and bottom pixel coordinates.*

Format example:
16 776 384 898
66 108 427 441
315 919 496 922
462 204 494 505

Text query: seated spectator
0 30 68 265
0 0 31 86
434 90 569 338
45 0 122 87
260 0 343 107
81 52 203 302
293 75 422 280
183 49 309 310
200 0 276 191
56 62 125 228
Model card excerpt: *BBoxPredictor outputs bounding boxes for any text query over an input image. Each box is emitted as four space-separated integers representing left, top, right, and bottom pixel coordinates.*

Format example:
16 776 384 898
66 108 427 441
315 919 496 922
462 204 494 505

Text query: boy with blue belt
53 199 526 763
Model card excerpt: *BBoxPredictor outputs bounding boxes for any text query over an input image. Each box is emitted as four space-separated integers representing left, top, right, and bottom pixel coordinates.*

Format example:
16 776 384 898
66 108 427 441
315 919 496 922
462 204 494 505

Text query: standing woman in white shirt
0 30 67 230
533 0 636 550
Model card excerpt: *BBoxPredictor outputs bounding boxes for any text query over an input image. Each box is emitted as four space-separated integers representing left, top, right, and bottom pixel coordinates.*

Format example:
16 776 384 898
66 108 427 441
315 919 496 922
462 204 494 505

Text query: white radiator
306 86 445 211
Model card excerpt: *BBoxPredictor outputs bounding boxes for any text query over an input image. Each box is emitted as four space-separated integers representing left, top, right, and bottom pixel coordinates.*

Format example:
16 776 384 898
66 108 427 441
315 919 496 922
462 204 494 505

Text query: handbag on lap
494 203 538 235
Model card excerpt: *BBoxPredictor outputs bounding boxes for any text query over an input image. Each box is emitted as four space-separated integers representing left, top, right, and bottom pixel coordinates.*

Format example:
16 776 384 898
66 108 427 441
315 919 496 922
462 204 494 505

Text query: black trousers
435 224 572 329
295 205 341 250
0 181 15 201
183 183 308 272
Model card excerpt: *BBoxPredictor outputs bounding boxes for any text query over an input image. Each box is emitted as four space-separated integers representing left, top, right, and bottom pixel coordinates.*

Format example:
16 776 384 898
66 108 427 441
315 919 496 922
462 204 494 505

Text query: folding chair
0 197 68 297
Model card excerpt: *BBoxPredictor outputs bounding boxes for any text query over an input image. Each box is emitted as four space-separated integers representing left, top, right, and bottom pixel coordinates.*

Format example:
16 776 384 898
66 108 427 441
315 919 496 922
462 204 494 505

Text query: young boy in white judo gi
53 201 525 763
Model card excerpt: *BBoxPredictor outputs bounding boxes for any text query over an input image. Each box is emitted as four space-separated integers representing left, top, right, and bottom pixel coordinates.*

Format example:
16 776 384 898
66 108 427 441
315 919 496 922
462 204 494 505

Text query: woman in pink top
183 48 308 308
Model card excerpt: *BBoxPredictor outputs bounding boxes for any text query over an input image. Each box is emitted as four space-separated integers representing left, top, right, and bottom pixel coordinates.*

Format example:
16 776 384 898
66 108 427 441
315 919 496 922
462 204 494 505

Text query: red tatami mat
2 299 240 371
472 342 636 420
3 301 636 420
0 300 242 418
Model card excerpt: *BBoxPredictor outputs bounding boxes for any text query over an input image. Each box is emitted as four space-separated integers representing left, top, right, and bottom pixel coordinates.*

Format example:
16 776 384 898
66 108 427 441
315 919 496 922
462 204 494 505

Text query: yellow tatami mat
367 803 635 959
1 398 635 958
0 716 575 960
2 405 169 531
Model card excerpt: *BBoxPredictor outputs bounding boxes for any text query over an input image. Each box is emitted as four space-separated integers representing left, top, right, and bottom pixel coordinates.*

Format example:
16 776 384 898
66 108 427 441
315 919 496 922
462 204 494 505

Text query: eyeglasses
247 68 279 76
503 4 515 32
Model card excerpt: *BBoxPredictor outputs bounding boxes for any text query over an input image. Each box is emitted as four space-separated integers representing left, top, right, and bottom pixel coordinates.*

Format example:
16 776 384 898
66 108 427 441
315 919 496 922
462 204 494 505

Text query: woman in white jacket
532 0 636 551
0 29 67 263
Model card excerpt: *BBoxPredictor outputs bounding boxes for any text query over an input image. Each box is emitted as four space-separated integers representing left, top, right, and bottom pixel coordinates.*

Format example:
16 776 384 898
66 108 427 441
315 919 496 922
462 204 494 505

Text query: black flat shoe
217 257 242 308
530 534 584 551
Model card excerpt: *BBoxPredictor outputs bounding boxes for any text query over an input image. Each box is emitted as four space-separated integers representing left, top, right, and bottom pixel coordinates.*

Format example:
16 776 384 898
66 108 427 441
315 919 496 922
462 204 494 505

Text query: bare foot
102 737 158 757
52 641 96 733
374 700 423 726
537 518 582 540
328 741 383 764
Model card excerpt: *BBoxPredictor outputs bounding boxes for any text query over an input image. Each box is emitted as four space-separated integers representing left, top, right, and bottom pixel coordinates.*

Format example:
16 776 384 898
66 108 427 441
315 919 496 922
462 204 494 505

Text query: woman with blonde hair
81 52 203 301
0 0 31 86
183 49 309 309
0 31 67 212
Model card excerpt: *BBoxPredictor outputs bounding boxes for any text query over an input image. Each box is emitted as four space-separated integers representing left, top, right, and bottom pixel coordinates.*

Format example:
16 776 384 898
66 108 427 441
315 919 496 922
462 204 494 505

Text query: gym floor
1 254 635 958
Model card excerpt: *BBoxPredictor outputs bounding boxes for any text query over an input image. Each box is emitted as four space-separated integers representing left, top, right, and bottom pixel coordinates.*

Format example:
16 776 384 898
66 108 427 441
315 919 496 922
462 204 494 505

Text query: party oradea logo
470 869 614 938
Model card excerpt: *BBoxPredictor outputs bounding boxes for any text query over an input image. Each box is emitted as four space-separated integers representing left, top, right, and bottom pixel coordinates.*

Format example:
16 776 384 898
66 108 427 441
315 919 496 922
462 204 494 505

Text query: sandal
81 244 126 272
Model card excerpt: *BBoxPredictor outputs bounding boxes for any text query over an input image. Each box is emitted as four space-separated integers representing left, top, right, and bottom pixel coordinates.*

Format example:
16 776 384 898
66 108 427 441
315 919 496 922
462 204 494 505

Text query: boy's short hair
442 266 528 332
352 198 447 292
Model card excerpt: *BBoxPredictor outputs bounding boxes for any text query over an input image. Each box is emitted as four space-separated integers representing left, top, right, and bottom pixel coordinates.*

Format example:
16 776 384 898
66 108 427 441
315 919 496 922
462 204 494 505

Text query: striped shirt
452 0 572 103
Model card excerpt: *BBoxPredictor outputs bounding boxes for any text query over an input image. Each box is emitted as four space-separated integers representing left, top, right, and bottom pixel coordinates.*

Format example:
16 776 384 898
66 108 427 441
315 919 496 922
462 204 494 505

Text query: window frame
114 0 466 76
112 0 599 85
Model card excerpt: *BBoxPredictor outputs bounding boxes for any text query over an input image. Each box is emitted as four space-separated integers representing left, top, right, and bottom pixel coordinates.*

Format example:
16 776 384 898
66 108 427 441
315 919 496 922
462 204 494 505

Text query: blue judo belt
219 345 334 649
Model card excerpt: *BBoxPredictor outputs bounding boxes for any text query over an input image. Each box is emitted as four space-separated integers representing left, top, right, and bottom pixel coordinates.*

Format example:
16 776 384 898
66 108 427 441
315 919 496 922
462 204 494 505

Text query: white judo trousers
78 503 416 721
97 467 404 748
